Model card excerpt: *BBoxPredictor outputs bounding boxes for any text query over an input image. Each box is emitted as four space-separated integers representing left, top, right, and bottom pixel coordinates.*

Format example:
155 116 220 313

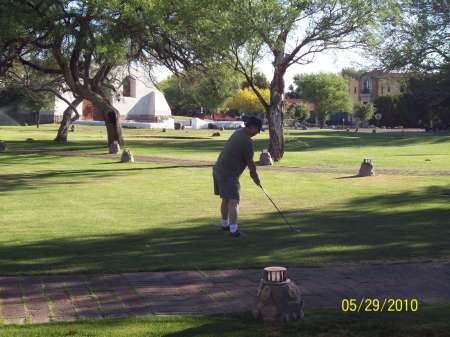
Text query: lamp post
375 113 382 128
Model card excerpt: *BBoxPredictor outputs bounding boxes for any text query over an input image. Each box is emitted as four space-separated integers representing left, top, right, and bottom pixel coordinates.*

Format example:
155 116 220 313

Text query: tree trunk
54 97 82 143
90 97 124 146
35 111 40 128
267 67 286 161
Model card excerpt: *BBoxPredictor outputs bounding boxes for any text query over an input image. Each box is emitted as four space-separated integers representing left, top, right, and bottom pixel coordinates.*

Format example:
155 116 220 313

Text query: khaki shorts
213 170 240 201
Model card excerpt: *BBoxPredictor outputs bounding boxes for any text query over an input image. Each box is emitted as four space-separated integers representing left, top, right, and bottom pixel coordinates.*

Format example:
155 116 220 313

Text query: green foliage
375 0 450 72
373 95 413 127
241 71 269 89
353 103 375 122
158 65 242 115
0 86 53 112
407 69 450 129
294 73 352 126
293 103 309 122
372 68 450 129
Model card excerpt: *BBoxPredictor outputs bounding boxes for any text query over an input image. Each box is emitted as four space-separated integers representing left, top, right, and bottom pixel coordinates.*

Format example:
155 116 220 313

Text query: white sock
221 219 229 227
229 224 238 233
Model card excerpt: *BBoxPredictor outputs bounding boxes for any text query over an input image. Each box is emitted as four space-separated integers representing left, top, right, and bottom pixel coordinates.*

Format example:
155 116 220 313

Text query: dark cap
244 116 262 131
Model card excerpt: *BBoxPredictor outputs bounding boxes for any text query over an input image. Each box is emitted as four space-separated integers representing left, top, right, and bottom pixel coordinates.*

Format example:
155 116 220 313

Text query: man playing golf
213 116 262 237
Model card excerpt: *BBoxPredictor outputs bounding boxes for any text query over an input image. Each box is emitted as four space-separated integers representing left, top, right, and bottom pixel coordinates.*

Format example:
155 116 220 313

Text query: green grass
2 125 450 172
1 125 449 334
0 125 449 275
1 306 450 337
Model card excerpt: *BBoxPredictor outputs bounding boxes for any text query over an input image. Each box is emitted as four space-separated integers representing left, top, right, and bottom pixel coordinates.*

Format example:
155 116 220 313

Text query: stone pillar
121 148 134 163
259 150 274 166
253 267 304 323
358 158 375 176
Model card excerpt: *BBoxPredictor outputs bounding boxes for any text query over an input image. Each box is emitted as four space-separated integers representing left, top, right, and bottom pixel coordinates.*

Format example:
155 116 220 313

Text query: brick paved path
0 262 449 324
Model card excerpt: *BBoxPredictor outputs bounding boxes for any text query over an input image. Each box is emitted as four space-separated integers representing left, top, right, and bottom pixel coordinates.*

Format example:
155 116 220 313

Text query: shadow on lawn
0 164 210 193
283 131 450 152
0 185 449 276
3 131 450 161
126 130 450 155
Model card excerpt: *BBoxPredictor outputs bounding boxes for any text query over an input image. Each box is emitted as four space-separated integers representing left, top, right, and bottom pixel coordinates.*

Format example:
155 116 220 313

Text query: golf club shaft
260 185 294 230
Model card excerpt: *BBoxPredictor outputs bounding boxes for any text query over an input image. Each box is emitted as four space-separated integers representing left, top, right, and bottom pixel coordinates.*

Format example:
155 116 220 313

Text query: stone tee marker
259 150 274 166
358 158 375 176
121 148 134 163
253 267 304 323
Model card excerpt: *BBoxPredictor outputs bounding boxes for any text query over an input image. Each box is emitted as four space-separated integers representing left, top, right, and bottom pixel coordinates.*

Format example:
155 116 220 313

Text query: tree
241 71 269 89
158 65 242 115
0 0 223 145
222 0 391 160
0 62 80 139
225 87 270 114
375 0 449 72
293 103 309 123
294 73 352 127
405 70 450 129
353 103 375 123
374 0 450 129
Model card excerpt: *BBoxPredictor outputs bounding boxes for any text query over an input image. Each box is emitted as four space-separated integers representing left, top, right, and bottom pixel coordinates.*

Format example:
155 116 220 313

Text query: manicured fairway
2 125 450 172
1 125 449 275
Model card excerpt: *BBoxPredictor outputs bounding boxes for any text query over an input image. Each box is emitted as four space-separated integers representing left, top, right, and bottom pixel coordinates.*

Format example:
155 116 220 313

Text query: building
349 70 407 105
54 65 172 123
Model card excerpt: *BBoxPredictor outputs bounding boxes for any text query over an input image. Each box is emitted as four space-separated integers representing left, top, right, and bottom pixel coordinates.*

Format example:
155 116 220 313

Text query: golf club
259 185 302 233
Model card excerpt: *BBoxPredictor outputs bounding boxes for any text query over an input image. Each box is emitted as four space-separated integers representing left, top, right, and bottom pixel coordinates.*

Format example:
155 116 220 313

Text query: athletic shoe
221 225 230 231
230 230 240 238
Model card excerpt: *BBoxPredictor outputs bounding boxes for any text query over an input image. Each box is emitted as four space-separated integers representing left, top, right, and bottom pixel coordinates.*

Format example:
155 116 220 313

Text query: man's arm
248 158 261 186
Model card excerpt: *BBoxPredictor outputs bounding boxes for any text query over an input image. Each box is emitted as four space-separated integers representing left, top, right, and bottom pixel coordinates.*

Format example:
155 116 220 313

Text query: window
362 78 371 93
122 76 136 97
354 87 357 94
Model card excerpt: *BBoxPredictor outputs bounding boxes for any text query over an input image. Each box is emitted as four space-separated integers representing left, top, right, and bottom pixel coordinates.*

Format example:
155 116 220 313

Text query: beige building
348 70 407 105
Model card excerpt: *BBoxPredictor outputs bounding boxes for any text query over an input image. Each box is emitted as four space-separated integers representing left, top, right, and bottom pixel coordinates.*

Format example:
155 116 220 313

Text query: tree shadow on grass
0 165 211 193
4 131 450 164
0 185 449 276
283 131 450 152
3 140 106 153
160 307 450 337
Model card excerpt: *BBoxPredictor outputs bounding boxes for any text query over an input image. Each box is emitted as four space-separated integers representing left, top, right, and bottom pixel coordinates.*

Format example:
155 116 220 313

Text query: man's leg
228 199 239 234
220 198 229 229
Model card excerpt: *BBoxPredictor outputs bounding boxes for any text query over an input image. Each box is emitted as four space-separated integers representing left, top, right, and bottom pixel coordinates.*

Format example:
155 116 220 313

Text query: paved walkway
1 262 449 324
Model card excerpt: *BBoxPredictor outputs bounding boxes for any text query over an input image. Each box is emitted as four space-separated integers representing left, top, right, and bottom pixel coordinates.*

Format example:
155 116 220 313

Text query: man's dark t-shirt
214 128 254 177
